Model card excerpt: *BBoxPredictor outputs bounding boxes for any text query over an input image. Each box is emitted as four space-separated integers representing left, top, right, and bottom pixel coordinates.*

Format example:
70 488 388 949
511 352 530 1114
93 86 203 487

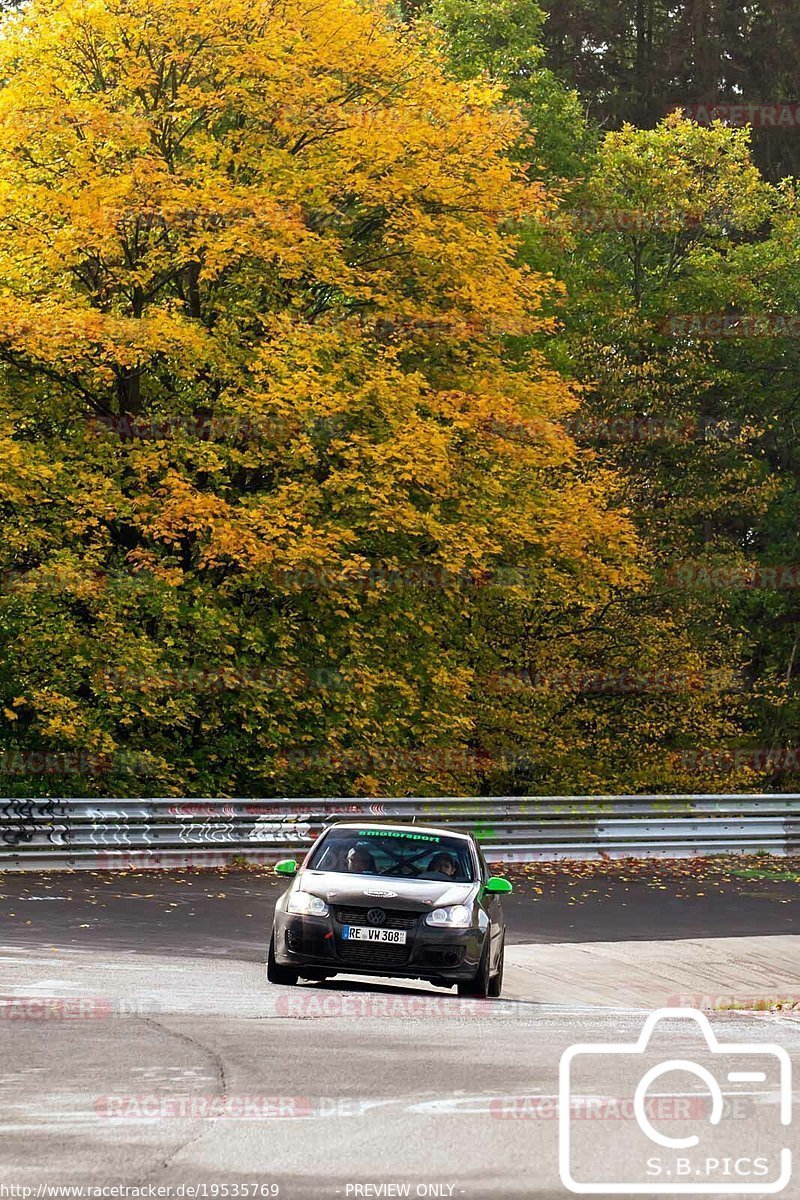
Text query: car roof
323 820 472 842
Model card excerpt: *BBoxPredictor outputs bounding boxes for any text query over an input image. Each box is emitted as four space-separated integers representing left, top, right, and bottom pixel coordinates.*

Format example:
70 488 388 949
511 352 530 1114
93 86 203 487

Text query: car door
474 839 503 970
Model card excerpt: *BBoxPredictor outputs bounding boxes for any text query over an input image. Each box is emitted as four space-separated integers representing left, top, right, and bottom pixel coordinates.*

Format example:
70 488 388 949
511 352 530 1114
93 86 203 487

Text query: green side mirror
275 858 299 876
485 875 513 894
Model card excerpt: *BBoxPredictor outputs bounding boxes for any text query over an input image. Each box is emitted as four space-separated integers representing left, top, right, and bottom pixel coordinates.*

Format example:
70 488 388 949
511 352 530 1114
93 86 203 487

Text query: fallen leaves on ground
498 853 800 903
0 853 797 910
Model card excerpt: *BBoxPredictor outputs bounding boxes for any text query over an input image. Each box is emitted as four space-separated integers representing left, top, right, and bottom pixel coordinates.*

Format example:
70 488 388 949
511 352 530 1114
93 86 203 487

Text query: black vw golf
267 822 512 997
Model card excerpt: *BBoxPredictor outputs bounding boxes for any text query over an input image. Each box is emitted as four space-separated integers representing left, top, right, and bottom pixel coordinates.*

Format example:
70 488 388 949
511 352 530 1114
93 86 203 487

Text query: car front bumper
272 909 486 982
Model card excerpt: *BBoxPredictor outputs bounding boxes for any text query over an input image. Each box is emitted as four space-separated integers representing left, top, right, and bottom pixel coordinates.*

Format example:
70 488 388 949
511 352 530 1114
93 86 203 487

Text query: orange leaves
0 296 213 387
0 0 650 797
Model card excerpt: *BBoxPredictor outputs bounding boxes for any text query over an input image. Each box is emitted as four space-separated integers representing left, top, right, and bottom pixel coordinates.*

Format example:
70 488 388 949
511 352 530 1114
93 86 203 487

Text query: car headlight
425 904 472 928
286 890 329 917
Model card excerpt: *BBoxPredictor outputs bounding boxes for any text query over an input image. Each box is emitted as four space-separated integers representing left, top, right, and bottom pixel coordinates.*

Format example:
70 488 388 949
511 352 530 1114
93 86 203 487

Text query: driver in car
427 851 457 878
346 845 377 874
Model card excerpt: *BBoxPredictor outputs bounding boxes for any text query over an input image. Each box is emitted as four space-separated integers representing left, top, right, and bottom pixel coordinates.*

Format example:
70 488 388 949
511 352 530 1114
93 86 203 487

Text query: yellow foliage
0 0 648 795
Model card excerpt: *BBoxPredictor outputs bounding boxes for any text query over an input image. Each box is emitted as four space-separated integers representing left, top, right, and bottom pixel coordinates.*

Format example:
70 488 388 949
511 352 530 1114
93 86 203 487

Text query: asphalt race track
0 863 797 959
0 866 798 1198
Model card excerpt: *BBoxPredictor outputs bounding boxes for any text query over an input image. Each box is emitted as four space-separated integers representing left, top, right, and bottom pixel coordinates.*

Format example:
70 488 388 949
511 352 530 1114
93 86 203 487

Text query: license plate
341 926 407 944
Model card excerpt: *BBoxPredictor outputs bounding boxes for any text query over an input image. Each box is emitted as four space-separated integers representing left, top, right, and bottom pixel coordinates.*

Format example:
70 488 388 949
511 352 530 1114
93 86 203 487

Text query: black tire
266 934 299 986
457 940 491 998
488 935 505 998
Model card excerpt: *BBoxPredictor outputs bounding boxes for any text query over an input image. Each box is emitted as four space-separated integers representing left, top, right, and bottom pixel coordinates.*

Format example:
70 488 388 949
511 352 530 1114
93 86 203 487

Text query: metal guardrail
0 794 798 870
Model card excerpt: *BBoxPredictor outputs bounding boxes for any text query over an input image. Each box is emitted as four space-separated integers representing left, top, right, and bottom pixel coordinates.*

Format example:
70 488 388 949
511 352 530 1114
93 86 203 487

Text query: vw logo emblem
366 908 386 925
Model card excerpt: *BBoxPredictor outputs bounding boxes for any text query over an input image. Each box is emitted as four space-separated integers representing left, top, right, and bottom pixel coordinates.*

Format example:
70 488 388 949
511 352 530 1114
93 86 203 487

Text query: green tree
429 0 594 181
528 116 800 789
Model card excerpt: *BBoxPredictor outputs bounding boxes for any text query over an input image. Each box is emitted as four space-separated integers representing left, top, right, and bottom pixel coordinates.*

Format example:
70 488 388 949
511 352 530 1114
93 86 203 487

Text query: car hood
294 870 477 910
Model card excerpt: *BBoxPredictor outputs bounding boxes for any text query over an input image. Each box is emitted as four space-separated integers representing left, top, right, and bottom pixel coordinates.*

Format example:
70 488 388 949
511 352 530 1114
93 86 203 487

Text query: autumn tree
0 0 642 796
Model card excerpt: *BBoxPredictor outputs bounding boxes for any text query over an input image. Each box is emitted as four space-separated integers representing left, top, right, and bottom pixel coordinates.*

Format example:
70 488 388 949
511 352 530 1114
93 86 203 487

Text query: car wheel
457 941 491 999
488 935 505 998
266 934 299 986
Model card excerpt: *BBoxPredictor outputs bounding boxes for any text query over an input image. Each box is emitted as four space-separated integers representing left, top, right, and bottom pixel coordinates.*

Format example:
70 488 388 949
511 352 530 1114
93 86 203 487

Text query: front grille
338 940 411 967
334 907 422 930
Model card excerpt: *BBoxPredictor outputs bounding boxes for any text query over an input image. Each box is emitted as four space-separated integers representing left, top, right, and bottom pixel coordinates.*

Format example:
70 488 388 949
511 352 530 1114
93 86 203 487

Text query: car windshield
307 829 475 882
